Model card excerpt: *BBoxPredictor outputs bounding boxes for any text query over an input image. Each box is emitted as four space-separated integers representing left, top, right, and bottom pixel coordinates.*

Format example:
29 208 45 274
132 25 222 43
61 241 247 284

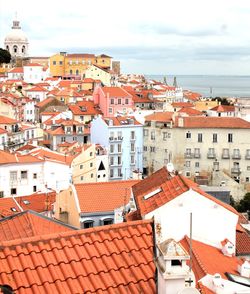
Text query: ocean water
146 75 250 98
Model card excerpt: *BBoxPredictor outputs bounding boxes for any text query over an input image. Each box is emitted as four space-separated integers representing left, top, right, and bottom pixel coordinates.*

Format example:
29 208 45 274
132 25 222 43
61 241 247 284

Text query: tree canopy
0 48 11 64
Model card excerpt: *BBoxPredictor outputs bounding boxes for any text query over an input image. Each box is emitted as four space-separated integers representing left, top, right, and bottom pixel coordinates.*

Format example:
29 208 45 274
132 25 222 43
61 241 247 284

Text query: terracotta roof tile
15 191 56 213
75 180 140 213
132 167 238 217
145 112 174 122
8 67 23 73
0 198 21 219
26 85 48 92
181 236 239 281
0 210 75 242
68 100 102 115
0 150 43 164
102 86 132 98
172 102 194 108
103 116 141 126
210 105 235 112
176 116 250 128
0 219 155 293
236 230 250 256
29 148 75 165
178 107 204 116
0 115 18 124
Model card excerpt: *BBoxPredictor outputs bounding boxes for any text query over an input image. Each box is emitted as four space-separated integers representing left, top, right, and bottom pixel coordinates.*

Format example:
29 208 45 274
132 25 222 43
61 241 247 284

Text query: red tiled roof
83 78 94 83
132 167 238 217
24 63 43 67
15 191 56 213
236 228 250 256
0 219 155 293
103 116 141 126
0 115 18 124
68 100 102 115
75 180 140 213
26 85 48 92
176 116 250 128
0 210 75 242
35 97 54 108
181 236 239 281
0 127 7 134
145 112 174 122
102 86 132 98
0 150 43 164
66 53 95 58
29 148 75 165
210 105 235 112
0 198 21 219
178 107 204 116
8 67 23 73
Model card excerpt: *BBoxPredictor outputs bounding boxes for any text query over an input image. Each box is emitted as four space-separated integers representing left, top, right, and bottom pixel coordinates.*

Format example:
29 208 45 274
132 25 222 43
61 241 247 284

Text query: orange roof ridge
0 219 153 247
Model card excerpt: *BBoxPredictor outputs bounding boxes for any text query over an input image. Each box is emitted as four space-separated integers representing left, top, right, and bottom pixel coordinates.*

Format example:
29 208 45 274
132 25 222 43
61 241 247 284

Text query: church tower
4 16 29 59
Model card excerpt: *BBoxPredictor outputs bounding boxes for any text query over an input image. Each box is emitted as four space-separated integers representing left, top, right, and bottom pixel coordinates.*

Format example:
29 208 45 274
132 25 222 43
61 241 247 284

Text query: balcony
245 154 250 160
184 153 193 159
207 153 216 159
231 167 241 174
232 154 241 160
193 153 201 158
221 153 230 159
109 137 123 142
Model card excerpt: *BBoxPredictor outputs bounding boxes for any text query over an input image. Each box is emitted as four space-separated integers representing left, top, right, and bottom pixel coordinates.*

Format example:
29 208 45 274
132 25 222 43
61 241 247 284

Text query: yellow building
194 99 220 112
85 64 112 86
49 52 112 79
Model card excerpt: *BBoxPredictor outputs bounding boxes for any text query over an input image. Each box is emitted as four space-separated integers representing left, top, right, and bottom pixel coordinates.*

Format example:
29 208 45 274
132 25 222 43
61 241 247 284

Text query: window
90 162 93 167
103 219 113 225
61 137 66 143
11 188 17 195
195 162 200 168
186 148 191 155
198 133 203 142
228 133 233 143
80 164 83 169
246 177 249 182
110 169 114 178
131 131 135 140
0 191 4 198
21 171 28 179
150 147 155 152
186 161 191 168
125 98 129 104
186 172 191 177
33 173 37 179
83 220 94 228
59 61 63 65
213 133 218 143
33 186 37 192
186 132 191 139
171 260 182 266
131 143 135 152
78 126 83 133
131 155 135 164
118 156 122 165
110 156 114 165
163 132 168 140
143 146 147 151
53 61 56 65
81 176 84 181
108 107 113 114
118 168 122 177
143 129 149 136
90 152 93 156
91 173 94 178
10 171 17 182
118 131 123 140
118 98 122 104
110 145 114 153
151 131 155 140
118 144 122 152
110 98 114 105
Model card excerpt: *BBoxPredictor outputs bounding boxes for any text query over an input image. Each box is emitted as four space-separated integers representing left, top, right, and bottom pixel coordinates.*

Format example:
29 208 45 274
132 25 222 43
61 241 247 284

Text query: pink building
93 86 134 117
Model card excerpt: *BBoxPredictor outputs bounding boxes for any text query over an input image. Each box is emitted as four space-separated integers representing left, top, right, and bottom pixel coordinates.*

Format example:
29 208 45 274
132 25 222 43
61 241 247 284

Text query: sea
146 75 250 98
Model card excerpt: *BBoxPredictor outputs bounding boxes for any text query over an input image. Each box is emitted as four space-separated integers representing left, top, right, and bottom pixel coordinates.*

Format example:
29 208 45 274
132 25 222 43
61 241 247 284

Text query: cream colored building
143 114 250 197
71 144 96 184
85 65 112 86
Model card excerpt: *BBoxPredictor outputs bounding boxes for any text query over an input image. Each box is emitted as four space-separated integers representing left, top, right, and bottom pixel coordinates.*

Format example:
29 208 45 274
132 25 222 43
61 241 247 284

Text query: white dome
5 29 28 43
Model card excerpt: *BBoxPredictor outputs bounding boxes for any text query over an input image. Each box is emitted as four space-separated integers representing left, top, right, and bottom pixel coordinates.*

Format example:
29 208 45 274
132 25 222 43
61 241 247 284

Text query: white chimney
221 239 235 257
238 260 250 278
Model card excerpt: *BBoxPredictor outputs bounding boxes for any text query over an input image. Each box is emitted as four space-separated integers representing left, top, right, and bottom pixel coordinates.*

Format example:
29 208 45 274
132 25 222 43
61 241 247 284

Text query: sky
1 0 250 75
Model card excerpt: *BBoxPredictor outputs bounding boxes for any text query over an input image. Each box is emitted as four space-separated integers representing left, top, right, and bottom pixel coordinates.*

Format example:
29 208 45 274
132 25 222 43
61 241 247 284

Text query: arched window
69 69 73 75
13 45 18 53
22 46 25 53
82 219 94 229
76 69 79 75
6 45 9 52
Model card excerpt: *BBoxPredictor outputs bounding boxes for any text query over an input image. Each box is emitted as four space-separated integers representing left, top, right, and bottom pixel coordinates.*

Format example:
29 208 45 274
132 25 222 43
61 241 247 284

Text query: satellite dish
166 162 174 173
178 288 200 294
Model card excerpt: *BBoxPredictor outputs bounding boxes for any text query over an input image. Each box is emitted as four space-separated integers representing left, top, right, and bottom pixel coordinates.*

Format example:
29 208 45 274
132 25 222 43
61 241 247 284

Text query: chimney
155 234 191 293
221 239 235 257
238 259 250 278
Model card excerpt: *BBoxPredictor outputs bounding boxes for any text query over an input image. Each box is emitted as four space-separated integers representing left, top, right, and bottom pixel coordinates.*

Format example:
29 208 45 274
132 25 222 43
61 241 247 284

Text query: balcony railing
193 153 201 158
109 137 123 142
207 153 216 159
232 154 241 160
231 167 241 174
221 153 230 159
184 153 193 159
245 154 250 160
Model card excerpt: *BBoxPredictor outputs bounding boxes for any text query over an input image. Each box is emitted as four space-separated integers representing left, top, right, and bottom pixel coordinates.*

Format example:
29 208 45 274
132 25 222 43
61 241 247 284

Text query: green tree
0 48 11 64
236 192 250 213
212 97 230 105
